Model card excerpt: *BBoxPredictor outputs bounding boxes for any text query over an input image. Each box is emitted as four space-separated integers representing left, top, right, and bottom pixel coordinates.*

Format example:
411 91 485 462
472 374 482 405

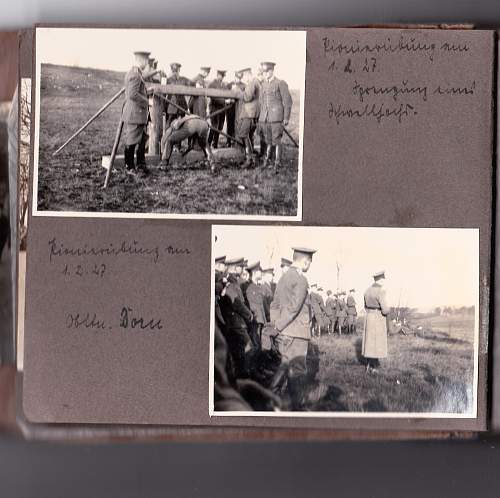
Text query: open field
304 314 475 413
36 64 301 216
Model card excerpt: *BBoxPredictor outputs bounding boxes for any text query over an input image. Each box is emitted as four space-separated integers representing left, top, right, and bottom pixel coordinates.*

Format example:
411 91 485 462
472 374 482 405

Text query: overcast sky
36 27 306 89
213 226 479 311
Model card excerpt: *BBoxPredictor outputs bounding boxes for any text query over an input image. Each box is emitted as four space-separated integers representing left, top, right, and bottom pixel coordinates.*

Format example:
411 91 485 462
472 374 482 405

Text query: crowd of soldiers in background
122 50 294 177
213 251 360 412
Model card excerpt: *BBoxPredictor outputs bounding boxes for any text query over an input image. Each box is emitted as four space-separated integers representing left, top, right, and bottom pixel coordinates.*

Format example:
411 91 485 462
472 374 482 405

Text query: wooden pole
103 119 124 189
53 88 125 156
283 127 299 148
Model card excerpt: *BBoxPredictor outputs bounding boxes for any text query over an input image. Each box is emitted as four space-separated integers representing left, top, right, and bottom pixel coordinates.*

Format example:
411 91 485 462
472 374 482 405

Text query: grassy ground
37 64 300 216
304 314 475 413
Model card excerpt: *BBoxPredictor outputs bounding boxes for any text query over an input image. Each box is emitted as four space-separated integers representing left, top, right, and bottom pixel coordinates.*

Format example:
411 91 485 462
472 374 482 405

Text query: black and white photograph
210 225 479 417
33 27 306 219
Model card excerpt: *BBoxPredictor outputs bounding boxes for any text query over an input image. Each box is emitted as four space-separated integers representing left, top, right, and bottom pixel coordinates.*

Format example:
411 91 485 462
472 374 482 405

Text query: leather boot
243 138 254 168
262 144 273 168
269 364 289 396
136 133 149 175
124 145 136 171
274 144 282 172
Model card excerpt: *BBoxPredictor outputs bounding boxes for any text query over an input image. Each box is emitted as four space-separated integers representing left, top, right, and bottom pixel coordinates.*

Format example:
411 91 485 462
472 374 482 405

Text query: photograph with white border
33 27 306 220
210 225 479 418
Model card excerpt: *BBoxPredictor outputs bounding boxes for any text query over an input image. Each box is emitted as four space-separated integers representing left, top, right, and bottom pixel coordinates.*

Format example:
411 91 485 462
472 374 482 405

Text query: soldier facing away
346 288 358 334
362 271 390 373
208 70 228 148
258 61 293 171
122 51 152 176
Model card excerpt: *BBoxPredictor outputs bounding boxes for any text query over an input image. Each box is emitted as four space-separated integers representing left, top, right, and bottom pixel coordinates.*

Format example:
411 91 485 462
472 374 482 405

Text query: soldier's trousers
225 106 236 146
208 109 226 148
225 327 251 378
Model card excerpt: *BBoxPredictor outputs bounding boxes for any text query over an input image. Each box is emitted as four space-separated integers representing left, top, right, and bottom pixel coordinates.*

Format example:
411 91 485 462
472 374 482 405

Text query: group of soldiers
213 246 391 411
122 50 293 176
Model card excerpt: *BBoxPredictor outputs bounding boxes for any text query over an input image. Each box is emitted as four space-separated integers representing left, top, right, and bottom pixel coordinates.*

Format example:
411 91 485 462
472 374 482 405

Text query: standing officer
165 62 191 129
208 70 228 148
258 61 293 171
234 67 260 168
346 288 358 334
362 271 390 373
269 246 316 410
336 291 348 334
226 70 246 148
189 66 211 118
261 267 275 322
245 261 267 348
325 290 336 335
122 50 152 176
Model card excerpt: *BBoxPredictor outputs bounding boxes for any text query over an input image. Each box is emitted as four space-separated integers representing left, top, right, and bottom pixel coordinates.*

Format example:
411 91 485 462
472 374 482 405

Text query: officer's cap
237 67 252 76
170 62 182 70
349 288 355 292
261 61 276 70
262 267 274 275
318 287 323 292
280 257 292 268
134 51 151 58
214 255 226 264
311 283 317 288
217 69 227 76
292 246 317 258
373 270 386 281
226 257 244 266
200 66 211 72
247 261 262 272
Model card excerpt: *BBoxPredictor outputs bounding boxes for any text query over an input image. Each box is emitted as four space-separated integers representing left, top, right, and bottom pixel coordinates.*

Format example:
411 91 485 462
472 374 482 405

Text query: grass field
36 64 301 216
304 314 475 413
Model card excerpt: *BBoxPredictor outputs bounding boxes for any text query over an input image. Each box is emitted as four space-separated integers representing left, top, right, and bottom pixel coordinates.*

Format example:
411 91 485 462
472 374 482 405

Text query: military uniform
208 72 228 148
336 293 348 334
219 274 254 377
346 290 358 334
259 63 292 169
362 280 389 360
122 65 149 171
325 293 336 333
226 76 245 147
165 65 192 129
189 72 209 119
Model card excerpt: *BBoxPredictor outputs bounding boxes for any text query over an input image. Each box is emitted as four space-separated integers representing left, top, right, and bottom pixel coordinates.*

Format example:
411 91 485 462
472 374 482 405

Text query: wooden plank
148 83 242 99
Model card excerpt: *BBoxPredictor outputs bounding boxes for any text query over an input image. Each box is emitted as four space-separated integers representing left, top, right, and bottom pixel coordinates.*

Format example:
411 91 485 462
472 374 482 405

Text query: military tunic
362 283 390 359
122 66 149 146
346 294 357 326
207 79 228 148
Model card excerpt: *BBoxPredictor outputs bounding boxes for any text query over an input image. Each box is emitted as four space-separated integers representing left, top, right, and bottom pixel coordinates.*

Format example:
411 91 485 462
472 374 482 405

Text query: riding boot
243 138 254 168
270 364 289 396
262 144 273 168
274 144 282 172
124 145 136 171
136 133 149 175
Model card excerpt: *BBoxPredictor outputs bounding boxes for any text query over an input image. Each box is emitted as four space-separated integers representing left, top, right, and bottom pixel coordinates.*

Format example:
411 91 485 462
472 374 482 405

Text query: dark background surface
2 0 500 496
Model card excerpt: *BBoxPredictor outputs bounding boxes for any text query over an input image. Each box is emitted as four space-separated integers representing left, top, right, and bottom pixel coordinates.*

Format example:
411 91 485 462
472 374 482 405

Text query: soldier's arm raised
275 278 308 332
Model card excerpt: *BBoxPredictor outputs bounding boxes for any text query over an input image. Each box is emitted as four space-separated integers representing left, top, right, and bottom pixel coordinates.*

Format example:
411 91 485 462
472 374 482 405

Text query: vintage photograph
210 225 479 417
33 28 306 219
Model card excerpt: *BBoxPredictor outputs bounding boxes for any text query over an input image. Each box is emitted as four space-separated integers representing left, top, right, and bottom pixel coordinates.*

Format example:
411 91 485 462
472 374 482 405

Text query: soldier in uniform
336 291 348 335
208 70 228 149
362 271 390 373
245 261 267 349
346 288 358 334
226 70 246 148
269 247 316 410
261 267 275 323
325 290 337 335
258 61 293 171
280 257 292 278
188 66 211 119
255 67 267 159
122 50 152 176
233 67 260 168
164 63 191 130
219 257 254 378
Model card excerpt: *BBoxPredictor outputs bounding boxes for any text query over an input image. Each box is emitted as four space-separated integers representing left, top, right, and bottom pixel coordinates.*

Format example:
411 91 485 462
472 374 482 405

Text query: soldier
226 70 246 148
245 261 266 349
269 246 316 410
346 288 358 334
208 70 228 149
311 285 328 336
255 67 267 158
122 50 152 176
219 257 254 377
258 61 293 171
325 290 337 335
362 271 390 373
159 115 215 172
214 255 228 331
164 63 191 130
233 67 260 168
336 291 348 334
189 66 211 119
214 255 227 276
280 257 292 278
261 267 275 323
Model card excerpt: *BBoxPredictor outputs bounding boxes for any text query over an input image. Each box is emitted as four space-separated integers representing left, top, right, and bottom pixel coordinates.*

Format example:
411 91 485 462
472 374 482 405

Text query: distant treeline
390 306 475 321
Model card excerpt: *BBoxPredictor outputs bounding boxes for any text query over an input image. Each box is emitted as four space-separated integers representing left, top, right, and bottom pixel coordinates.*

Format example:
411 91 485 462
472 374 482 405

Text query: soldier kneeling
159 115 216 172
